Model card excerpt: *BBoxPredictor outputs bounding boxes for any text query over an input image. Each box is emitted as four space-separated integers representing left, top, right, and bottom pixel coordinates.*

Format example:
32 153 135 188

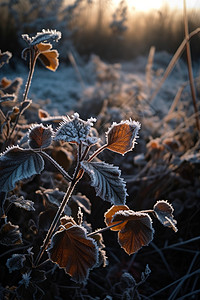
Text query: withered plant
0 30 177 299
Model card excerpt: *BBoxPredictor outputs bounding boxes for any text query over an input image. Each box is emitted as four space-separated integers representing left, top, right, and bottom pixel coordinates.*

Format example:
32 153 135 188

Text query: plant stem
183 0 200 131
35 145 86 266
87 221 124 237
34 180 76 266
87 144 107 162
40 151 72 182
3 48 38 150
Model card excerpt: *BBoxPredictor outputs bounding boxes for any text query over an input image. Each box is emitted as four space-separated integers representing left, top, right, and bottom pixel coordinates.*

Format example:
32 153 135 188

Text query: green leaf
81 161 127 205
0 146 44 192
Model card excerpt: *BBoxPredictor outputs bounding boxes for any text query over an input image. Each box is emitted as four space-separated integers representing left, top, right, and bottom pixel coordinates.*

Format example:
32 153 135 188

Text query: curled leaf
28 124 53 149
0 50 12 68
48 221 98 283
153 200 178 232
0 146 44 192
38 48 59 71
81 161 127 205
104 205 129 231
106 119 141 155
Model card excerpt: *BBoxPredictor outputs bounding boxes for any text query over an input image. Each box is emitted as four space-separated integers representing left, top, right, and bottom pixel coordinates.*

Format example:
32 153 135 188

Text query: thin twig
87 221 124 237
183 0 200 131
40 150 72 182
149 269 200 298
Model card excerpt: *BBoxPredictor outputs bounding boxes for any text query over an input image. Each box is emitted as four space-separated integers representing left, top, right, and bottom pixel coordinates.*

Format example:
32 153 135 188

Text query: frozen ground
1 51 199 117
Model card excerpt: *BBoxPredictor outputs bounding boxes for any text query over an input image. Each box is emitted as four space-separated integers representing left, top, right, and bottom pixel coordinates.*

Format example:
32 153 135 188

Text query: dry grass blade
146 46 155 93
149 28 200 102
183 0 200 131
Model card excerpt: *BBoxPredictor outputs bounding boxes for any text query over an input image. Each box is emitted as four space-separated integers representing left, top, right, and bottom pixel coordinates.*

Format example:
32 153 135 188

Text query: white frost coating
19 271 32 288
112 210 153 223
22 29 62 46
54 113 95 144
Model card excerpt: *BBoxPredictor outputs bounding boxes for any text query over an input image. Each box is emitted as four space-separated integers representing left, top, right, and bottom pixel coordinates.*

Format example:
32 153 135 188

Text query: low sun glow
112 0 200 12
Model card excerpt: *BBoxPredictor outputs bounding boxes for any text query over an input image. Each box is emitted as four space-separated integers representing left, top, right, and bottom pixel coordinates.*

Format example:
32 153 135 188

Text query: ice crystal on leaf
55 113 96 144
22 29 61 46
19 271 32 288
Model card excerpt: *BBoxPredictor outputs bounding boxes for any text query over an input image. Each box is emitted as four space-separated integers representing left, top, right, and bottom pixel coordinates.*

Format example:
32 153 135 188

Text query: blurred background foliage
0 0 200 63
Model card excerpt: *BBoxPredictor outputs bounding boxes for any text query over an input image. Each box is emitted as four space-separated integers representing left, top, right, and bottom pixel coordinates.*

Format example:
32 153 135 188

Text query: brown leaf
153 200 178 232
48 221 98 283
1 77 12 88
38 109 50 119
39 50 59 71
113 211 154 255
104 205 129 231
28 124 53 149
37 42 52 52
106 120 140 155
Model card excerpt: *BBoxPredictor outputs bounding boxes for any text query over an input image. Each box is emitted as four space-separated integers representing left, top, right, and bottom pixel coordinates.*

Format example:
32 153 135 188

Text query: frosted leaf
81 161 127 205
8 195 35 211
48 223 98 283
0 50 12 68
19 271 32 288
113 211 154 254
6 254 26 273
0 146 44 192
55 113 96 144
0 222 22 246
0 94 16 103
40 188 71 216
153 200 178 232
106 119 141 155
120 272 136 288
28 124 53 149
22 29 61 46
